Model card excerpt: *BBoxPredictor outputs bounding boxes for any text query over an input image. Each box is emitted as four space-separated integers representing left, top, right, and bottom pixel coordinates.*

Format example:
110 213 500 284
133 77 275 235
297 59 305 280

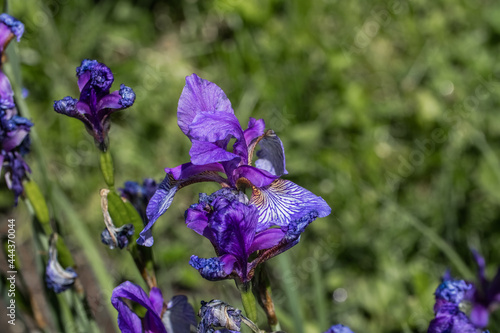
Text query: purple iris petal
434 279 472 305
189 255 234 281
248 228 285 253
166 162 225 181
188 111 243 143
250 178 331 231
0 14 24 55
177 73 234 137
324 324 355 333
190 140 241 166
141 170 225 246
469 250 500 328
0 71 15 109
243 117 265 146
470 304 489 329
232 165 278 188
111 281 167 333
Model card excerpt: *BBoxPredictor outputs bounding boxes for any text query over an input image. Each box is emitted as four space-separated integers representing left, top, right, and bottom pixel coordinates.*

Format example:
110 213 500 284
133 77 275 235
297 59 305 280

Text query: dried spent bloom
198 300 242 332
427 278 486 333
142 73 330 246
111 281 196 333
187 188 318 283
0 13 24 58
324 324 355 333
53 59 135 151
99 189 135 249
469 250 500 328
45 234 77 293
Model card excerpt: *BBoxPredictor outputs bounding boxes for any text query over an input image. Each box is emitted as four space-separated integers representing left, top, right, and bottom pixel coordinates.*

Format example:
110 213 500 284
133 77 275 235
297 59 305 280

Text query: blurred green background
2 0 500 332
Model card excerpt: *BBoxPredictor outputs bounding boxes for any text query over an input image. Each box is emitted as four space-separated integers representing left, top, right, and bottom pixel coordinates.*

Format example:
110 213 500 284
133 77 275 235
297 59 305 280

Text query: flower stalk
237 280 258 324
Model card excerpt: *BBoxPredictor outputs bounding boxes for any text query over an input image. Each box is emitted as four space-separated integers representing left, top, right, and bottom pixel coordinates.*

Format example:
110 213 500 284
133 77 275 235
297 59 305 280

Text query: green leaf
23 180 51 232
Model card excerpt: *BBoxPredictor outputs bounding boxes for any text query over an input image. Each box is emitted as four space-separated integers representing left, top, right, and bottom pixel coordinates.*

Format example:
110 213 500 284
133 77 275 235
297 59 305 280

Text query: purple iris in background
187 188 319 283
53 59 135 151
111 281 196 333
120 178 158 223
0 16 32 205
142 73 331 246
45 235 78 293
427 278 485 333
324 324 355 333
0 14 24 58
469 251 500 328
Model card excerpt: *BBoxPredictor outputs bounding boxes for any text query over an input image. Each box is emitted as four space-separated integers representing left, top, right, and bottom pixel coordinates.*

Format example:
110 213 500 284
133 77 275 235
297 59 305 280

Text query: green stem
237 281 258 323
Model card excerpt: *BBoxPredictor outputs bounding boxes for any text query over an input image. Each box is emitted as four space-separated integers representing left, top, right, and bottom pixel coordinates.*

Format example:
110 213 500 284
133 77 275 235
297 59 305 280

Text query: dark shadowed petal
188 111 243 143
189 255 235 281
178 73 234 137
141 170 226 246
470 303 489 329
324 324 356 333
250 178 331 231
162 295 197 333
243 117 265 146
248 228 285 253
233 165 278 188
254 130 288 177
190 140 241 166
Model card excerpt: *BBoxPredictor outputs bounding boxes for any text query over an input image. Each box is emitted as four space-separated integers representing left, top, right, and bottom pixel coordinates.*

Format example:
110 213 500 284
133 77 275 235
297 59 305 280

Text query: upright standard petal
250 178 331 231
178 74 234 137
253 130 288 176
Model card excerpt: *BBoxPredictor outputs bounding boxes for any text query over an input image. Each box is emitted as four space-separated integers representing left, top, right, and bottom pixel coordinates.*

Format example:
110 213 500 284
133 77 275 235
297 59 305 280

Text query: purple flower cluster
0 14 32 205
324 324 355 333
141 74 331 285
187 188 320 283
428 251 500 333
141 74 331 247
53 59 135 151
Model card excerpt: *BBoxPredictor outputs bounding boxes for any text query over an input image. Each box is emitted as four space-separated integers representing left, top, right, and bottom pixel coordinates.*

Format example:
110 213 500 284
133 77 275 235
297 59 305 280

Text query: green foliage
1 0 500 332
